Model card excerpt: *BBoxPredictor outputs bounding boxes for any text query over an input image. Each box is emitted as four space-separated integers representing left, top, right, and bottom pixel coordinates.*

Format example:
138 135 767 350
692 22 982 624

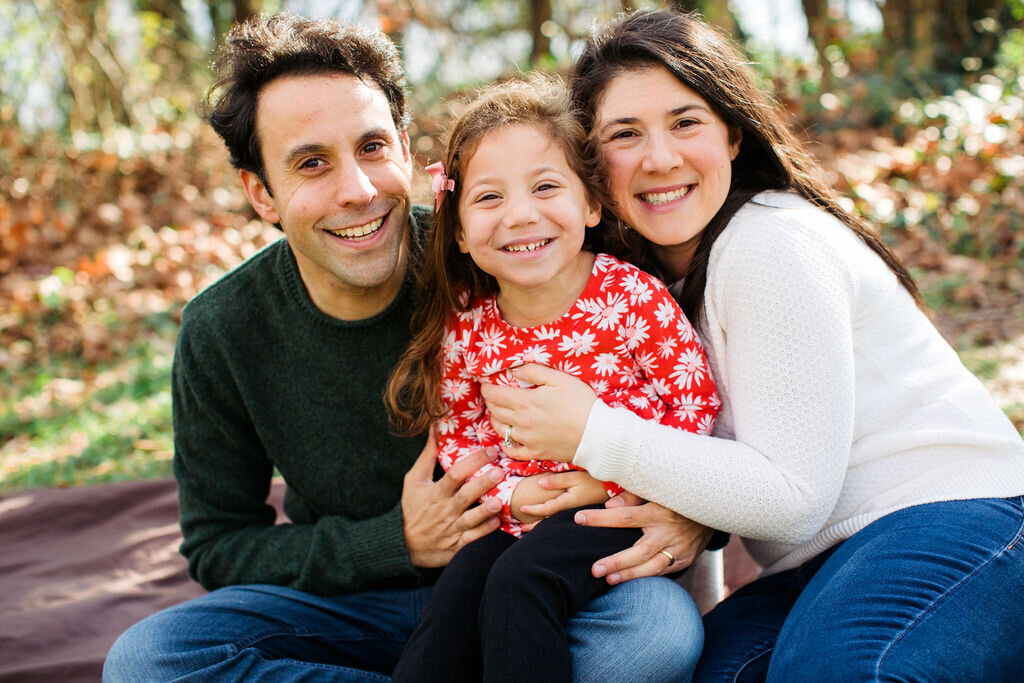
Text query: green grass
1 336 176 495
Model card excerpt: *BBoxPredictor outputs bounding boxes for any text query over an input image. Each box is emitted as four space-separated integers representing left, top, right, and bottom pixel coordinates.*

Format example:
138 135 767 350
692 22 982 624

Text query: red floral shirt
438 253 720 535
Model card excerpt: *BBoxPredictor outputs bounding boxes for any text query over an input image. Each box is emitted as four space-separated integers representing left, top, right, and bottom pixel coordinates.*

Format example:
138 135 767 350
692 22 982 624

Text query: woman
482 9 1024 680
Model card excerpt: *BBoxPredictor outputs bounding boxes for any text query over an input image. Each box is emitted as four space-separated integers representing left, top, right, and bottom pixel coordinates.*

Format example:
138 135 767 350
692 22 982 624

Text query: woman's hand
574 493 715 585
511 471 609 524
481 363 597 463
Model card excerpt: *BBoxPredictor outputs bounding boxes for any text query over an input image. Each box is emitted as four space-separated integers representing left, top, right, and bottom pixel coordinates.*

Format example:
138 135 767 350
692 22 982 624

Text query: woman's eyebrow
598 104 709 135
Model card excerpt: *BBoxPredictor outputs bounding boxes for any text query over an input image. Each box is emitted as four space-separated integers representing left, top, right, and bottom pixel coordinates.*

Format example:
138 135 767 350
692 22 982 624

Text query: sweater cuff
345 503 417 583
573 400 644 485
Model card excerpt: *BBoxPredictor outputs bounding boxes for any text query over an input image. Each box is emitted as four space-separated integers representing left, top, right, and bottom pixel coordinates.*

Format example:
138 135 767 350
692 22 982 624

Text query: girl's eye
535 182 559 193
476 192 499 203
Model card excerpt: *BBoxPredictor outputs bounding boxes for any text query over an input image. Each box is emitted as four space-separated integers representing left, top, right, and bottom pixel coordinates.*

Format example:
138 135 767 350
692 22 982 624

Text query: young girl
387 76 719 682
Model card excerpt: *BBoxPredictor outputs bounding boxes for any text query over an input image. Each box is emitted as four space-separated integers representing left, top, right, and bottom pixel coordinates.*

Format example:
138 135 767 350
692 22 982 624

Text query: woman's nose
640 131 683 175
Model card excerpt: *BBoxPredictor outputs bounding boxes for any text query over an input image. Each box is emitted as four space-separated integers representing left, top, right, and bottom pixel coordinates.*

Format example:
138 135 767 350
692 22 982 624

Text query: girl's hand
574 496 715 585
508 475 559 525
515 471 609 521
481 363 597 463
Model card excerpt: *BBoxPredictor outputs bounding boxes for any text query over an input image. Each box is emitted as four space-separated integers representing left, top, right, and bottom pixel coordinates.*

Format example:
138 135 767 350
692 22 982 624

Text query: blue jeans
104 575 702 682
695 496 1024 682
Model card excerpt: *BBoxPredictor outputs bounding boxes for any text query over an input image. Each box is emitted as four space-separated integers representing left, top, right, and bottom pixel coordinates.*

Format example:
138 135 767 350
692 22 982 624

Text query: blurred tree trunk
878 0 1010 77
139 0 194 42
232 0 257 25
802 0 827 58
206 0 258 41
528 0 553 67
136 0 208 87
33 0 133 133
670 0 743 38
802 0 832 85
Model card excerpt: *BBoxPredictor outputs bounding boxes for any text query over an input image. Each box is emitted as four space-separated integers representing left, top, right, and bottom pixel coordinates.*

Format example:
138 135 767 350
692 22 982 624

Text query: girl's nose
503 200 540 229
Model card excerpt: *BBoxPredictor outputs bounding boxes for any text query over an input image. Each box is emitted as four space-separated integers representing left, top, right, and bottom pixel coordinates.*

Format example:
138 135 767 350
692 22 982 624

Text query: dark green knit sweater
172 208 431 595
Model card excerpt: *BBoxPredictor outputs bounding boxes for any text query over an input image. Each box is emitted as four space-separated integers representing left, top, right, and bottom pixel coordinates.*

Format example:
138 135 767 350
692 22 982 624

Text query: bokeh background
2 0 1023 493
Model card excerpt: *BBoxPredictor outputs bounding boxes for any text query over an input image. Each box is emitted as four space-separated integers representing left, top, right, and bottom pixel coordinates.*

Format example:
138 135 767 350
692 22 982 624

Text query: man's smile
326 215 385 240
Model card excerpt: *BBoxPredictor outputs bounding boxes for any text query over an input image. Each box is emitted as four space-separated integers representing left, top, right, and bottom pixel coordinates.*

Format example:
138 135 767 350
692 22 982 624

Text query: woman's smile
596 65 740 274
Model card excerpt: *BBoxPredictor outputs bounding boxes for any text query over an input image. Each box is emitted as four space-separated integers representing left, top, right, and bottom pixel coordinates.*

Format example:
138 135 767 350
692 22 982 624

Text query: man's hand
512 471 609 524
401 434 503 568
574 494 715 584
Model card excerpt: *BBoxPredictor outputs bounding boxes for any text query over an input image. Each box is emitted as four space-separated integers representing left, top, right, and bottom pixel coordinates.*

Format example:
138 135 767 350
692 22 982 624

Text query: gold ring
659 549 675 564
503 425 514 448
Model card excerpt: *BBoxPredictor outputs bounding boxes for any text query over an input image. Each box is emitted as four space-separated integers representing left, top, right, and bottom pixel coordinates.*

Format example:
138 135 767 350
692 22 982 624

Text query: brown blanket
0 479 758 682
0 479 283 682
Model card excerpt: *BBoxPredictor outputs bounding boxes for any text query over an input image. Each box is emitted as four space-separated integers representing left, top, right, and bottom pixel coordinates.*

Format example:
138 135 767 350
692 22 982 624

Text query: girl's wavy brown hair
386 74 612 436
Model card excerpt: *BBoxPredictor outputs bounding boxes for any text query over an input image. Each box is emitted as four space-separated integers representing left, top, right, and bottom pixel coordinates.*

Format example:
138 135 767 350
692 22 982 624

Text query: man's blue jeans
104 575 702 682
695 496 1024 682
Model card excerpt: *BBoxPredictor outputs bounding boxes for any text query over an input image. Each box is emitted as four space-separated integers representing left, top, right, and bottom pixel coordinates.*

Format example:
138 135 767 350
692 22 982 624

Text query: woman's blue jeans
103 574 702 682
695 496 1024 682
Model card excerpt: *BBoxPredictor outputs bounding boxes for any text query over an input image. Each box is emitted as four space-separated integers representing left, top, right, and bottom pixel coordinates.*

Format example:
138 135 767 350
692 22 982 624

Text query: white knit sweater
574 191 1024 575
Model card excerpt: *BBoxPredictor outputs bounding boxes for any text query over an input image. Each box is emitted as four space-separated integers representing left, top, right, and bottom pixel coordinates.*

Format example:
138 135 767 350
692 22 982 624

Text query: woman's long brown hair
569 9 921 327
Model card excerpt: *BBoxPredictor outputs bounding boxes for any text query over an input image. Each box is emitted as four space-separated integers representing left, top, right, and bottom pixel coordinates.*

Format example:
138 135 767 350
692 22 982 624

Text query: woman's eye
674 118 699 130
608 129 635 141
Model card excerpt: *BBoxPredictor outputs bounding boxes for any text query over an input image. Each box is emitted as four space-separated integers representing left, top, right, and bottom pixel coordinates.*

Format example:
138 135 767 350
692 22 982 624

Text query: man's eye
363 141 384 154
300 158 326 169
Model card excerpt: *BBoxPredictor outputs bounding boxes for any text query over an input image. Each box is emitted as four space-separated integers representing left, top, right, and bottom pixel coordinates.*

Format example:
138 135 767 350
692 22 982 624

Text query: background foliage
2 0 1023 493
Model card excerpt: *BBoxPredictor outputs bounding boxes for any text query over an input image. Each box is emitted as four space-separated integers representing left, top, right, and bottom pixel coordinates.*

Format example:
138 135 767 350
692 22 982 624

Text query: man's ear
239 169 281 225
400 129 412 167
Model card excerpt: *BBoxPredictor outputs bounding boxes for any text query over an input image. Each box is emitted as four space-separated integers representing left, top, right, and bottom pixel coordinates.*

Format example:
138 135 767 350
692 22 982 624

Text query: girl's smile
456 123 601 326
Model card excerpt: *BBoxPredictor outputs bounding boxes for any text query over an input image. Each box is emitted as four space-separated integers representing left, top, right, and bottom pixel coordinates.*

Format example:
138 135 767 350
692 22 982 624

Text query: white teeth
640 187 690 205
328 216 384 239
504 239 550 253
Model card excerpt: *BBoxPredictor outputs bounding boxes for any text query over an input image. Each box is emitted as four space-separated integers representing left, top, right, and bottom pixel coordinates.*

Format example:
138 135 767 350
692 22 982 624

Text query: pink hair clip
426 161 455 210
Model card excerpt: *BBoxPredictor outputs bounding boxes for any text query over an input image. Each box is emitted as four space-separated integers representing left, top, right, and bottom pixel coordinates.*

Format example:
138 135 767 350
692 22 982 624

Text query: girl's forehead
467 126 569 170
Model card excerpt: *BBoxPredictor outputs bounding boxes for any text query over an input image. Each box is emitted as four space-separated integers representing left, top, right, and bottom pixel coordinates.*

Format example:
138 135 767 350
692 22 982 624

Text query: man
103 14 699 681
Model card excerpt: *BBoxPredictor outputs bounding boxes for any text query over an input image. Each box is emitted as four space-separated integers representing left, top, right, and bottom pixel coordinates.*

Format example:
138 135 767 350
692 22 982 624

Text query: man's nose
334 159 377 207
